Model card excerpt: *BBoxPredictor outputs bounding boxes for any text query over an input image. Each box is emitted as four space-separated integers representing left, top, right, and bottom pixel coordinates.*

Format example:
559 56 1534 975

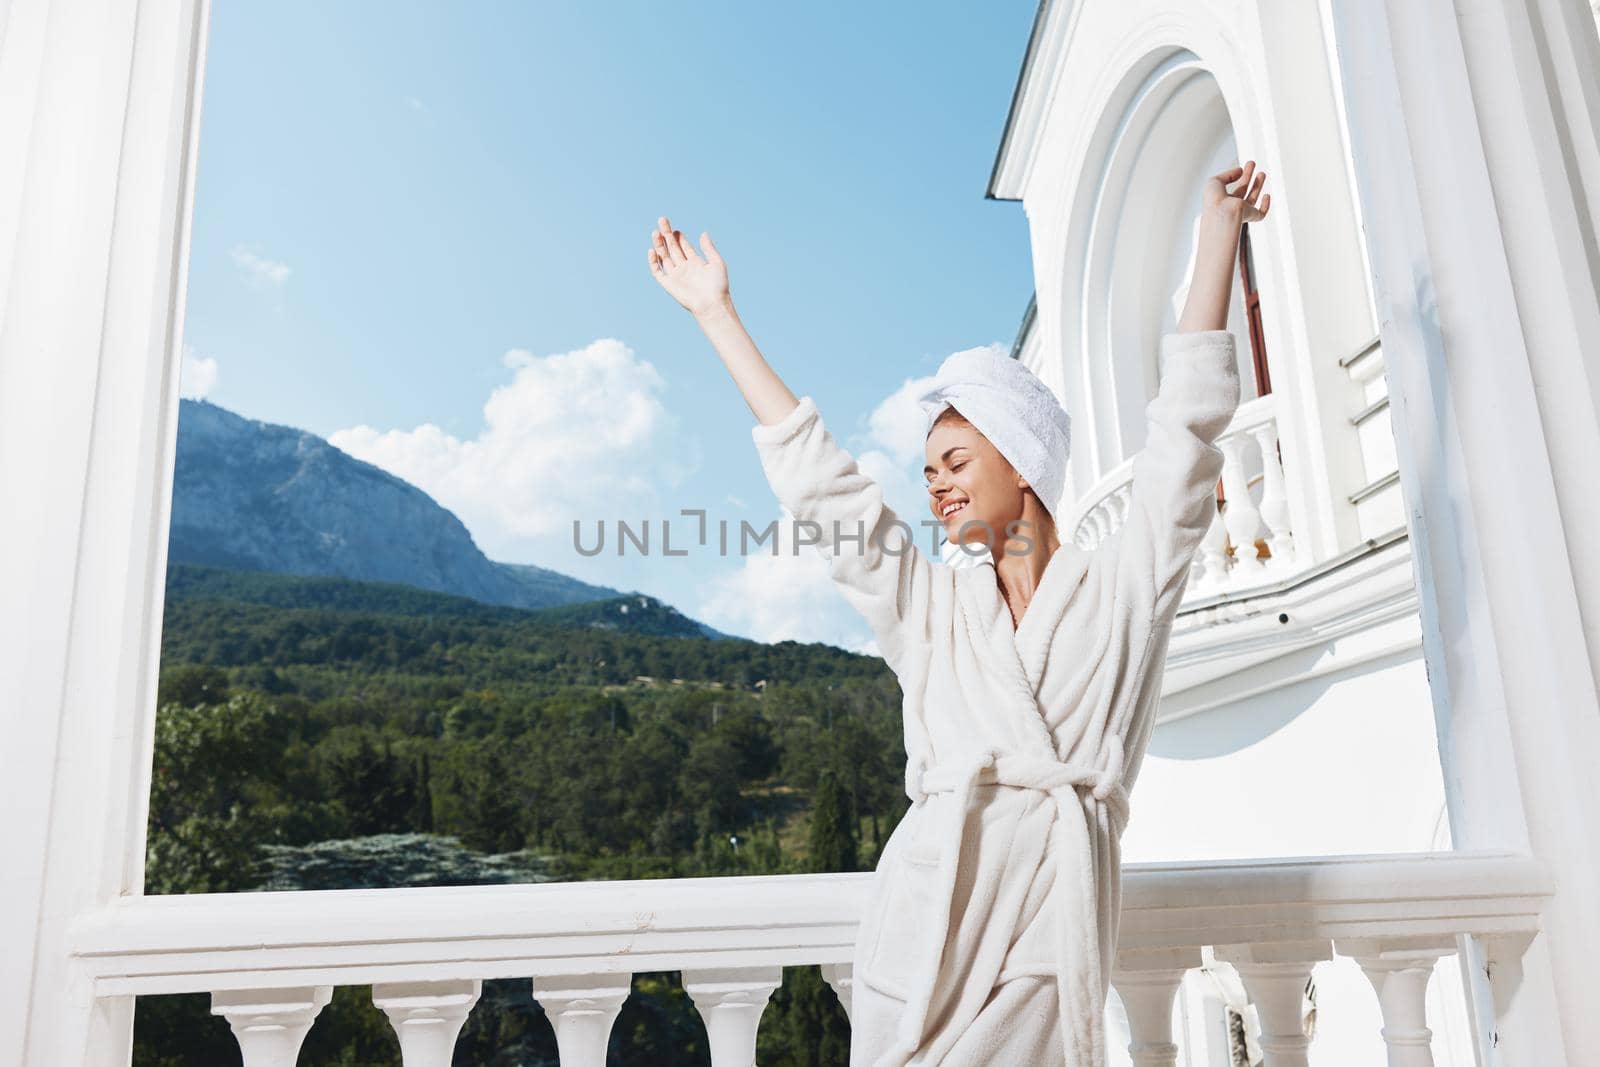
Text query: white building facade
4 1 1600 1065
985 2 1464 1061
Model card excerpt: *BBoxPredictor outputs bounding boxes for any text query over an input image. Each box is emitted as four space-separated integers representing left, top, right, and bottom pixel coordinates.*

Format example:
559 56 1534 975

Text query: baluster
1087 503 1110 549
1249 420 1295 569
1109 483 1132 535
1197 497 1230 589
532 973 631 1067
1219 434 1265 576
683 966 783 1067
210 986 333 1067
819 962 854 1023
1112 948 1201 1067
373 980 481 1066
1338 938 1455 1067
1213 942 1329 1067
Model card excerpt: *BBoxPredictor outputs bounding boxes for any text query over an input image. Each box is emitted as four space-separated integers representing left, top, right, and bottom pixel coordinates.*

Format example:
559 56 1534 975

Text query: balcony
74 851 1548 1066
1070 392 1296 598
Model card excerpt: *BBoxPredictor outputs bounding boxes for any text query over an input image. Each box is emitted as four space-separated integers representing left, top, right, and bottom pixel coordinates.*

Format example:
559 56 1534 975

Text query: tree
156 663 230 708
324 734 416 835
758 771 857 1065
145 691 287 894
455 741 525 853
808 770 857 873
409 751 435 831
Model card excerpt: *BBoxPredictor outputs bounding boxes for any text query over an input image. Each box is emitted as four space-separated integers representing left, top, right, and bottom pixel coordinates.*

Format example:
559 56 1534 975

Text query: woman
647 162 1271 1065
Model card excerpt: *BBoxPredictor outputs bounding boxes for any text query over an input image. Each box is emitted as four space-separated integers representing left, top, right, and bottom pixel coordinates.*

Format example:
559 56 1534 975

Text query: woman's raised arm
1101 163 1269 626
645 214 936 673
646 215 798 425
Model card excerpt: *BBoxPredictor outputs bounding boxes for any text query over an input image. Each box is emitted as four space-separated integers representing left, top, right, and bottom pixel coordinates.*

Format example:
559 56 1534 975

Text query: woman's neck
990 496 1061 626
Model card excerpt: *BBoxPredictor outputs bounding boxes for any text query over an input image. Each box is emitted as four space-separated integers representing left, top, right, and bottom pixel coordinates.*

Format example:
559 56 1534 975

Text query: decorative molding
986 0 1078 201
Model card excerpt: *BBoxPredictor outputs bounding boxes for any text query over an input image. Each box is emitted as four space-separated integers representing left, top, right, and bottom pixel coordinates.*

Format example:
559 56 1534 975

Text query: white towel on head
918 347 1073 520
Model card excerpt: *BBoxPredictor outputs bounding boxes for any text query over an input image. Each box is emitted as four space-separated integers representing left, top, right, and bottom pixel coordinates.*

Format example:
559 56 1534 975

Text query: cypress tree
410 752 434 832
808 769 857 873
769 770 856 1065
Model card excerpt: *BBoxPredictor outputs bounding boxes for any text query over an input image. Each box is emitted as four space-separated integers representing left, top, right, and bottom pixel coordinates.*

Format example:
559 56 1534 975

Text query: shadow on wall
1148 643 1423 760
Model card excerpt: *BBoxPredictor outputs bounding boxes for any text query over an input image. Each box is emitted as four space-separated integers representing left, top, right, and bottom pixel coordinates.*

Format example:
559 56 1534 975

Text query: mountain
169 399 645 615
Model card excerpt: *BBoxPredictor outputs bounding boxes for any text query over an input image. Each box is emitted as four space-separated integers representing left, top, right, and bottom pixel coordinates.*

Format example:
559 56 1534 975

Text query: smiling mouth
940 500 968 520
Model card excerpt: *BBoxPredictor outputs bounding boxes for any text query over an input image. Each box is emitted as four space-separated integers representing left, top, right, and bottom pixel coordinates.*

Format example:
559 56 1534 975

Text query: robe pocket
859 840 944 1002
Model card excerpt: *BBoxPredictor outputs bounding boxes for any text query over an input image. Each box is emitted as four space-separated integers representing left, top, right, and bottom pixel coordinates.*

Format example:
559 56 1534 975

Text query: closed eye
934 460 966 489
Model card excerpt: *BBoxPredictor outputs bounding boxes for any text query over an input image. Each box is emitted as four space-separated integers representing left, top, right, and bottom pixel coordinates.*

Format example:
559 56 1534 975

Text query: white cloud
179 344 218 399
329 338 692 560
403 95 426 113
696 519 878 654
230 246 291 286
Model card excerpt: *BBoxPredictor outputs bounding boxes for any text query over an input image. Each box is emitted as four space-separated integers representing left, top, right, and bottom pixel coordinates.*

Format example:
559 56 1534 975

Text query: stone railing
72 851 1548 1066
1071 393 1294 595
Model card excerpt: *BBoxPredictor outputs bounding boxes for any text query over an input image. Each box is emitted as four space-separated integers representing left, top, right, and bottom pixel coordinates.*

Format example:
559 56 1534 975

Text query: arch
1060 50 1259 480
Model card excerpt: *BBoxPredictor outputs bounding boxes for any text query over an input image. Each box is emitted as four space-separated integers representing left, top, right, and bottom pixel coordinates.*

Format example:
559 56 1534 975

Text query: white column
819 962 854 1023
373 980 481 1066
1112 948 1201 1067
1331 0 1600 1061
683 966 783 1067
1338 939 1454 1067
211 987 333 1067
532 973 631 1067
0 1 209 1064
1213 943 1328 1067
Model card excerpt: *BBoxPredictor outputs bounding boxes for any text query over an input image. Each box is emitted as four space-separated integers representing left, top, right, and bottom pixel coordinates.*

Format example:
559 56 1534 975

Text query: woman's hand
646 215 730 317
1177 161 1271 332
1202 160 1271 226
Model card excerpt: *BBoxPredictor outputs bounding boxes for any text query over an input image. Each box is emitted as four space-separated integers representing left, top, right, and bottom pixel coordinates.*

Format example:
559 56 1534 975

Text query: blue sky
181 1 1040 649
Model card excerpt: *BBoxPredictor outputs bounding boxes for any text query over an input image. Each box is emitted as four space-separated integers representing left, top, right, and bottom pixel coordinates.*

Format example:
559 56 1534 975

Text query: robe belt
887 738 1128 1066
908 738 1130 832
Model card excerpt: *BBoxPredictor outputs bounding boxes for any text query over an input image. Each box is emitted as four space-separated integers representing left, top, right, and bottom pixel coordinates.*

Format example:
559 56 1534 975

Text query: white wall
1130 646 1444 862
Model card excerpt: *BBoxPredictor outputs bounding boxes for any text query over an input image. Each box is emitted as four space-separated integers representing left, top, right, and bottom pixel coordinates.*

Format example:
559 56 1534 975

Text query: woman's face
924 410 1028 547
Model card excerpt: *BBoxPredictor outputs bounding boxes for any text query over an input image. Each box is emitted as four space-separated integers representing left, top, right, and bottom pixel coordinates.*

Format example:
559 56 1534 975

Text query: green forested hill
166 562 727 638
140 565 897 1065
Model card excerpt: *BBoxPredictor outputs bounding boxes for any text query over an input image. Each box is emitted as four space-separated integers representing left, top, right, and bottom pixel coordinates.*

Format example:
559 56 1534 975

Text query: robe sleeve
750 396 936 674
1103 330 1242 626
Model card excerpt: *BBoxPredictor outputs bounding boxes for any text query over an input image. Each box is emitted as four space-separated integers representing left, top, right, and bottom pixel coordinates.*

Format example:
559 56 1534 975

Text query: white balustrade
1070 393 1294 595
532 973 632 1067
210 986 331 1067
1196 494 1232 587
1219 434 1267 574
1112 948 1202 1067
73 853 1547 1066
373 980 481 1066
820 961 855 1022
684 966 783 1067
1211 941 1328 1067
1338 937 1458 1067
1250 419 1296 569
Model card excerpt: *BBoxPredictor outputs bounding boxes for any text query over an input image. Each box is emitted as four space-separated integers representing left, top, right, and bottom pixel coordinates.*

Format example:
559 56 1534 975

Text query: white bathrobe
751 330 1241 1065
